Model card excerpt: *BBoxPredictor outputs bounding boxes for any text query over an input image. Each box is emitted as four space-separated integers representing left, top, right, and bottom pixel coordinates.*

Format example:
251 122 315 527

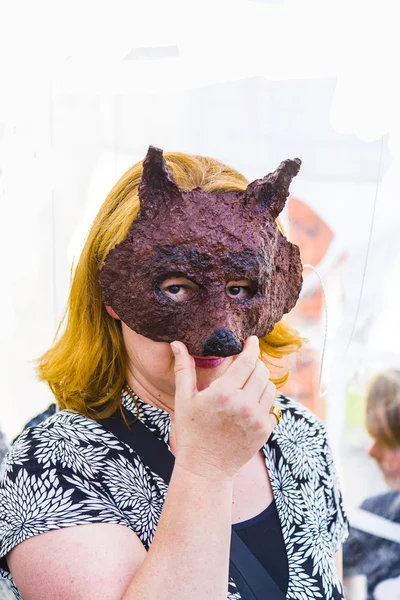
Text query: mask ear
244 158 301 219
139 145 183 216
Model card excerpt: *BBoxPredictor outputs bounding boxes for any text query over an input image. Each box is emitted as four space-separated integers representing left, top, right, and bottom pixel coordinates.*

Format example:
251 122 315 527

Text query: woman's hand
171 336 277 481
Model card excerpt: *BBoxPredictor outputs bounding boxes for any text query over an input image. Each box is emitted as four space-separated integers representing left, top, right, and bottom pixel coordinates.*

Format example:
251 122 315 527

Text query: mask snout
203 328 242 357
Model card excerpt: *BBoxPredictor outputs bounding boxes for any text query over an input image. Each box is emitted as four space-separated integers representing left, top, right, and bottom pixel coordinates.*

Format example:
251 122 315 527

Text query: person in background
0 428 8 464
20 404 57 432
343 370 400 600
0 428 15 599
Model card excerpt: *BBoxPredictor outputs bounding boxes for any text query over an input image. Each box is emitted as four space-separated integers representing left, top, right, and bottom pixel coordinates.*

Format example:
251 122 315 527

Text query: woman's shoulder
277 393 327 434
269 393 334 483
0 410 126 485
272 394 349 552
14 409 124 446
13 410 125 446
0 409 166 565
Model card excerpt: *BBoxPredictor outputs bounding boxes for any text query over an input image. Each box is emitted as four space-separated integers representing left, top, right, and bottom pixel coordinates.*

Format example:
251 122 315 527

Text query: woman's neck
126 366 175 414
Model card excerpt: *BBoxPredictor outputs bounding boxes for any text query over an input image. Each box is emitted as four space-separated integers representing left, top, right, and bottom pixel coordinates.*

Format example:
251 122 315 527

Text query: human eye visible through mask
158 277 199 302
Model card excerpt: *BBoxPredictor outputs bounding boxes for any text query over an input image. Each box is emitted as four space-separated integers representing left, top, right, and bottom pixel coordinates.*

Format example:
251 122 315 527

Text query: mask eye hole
226 280 256 300
159 277 198 302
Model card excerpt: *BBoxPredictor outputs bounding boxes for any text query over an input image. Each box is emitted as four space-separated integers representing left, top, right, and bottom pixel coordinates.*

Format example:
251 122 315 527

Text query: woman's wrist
173 456 235 486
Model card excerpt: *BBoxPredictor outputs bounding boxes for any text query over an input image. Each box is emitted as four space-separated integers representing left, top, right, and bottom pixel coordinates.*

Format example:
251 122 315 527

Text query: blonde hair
366 370 400 446
37 151 305 418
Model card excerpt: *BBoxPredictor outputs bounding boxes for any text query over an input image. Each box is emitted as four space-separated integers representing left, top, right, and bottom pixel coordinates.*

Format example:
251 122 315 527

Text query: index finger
219 335 261 390
171 341 198 401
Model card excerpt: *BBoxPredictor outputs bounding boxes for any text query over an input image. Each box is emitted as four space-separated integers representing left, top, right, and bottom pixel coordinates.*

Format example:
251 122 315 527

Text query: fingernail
170 342 180 356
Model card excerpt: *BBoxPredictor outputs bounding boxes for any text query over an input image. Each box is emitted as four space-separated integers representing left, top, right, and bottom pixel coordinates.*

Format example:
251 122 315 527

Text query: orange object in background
283 347 326 420
281 197 334 419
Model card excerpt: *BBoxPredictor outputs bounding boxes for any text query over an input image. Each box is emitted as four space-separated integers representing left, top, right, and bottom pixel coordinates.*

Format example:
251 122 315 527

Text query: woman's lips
193 356 226 369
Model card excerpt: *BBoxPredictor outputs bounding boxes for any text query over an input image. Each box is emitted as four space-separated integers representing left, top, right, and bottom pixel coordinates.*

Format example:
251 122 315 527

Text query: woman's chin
195 357 233 391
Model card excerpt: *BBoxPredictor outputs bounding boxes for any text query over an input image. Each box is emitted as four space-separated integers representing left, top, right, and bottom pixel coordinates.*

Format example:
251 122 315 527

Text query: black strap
101 408 286 600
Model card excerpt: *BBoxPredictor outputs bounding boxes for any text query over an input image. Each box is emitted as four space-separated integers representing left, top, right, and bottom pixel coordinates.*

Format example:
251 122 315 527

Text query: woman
343 370 400 599
0 147 348 599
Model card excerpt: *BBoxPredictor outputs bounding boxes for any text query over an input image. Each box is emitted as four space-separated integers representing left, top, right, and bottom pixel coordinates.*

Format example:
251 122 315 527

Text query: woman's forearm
123 464 233 600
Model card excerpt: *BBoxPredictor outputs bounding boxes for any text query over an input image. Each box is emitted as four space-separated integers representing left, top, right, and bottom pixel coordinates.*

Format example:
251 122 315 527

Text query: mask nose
203 329 242 357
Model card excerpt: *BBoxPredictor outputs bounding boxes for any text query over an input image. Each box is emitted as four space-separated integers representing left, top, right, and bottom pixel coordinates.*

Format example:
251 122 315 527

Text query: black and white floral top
0 392 348 599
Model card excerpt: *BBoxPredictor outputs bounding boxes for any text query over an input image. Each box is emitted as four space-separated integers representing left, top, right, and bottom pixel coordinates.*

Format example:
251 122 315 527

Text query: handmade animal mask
99 146 303 357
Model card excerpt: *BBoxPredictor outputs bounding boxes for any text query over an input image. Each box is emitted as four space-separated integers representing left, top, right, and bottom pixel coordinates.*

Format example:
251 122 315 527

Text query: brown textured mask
99 146 303 357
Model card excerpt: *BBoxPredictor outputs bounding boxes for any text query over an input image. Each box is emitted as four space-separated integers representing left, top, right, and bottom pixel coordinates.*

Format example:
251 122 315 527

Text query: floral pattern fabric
0 392 348 599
